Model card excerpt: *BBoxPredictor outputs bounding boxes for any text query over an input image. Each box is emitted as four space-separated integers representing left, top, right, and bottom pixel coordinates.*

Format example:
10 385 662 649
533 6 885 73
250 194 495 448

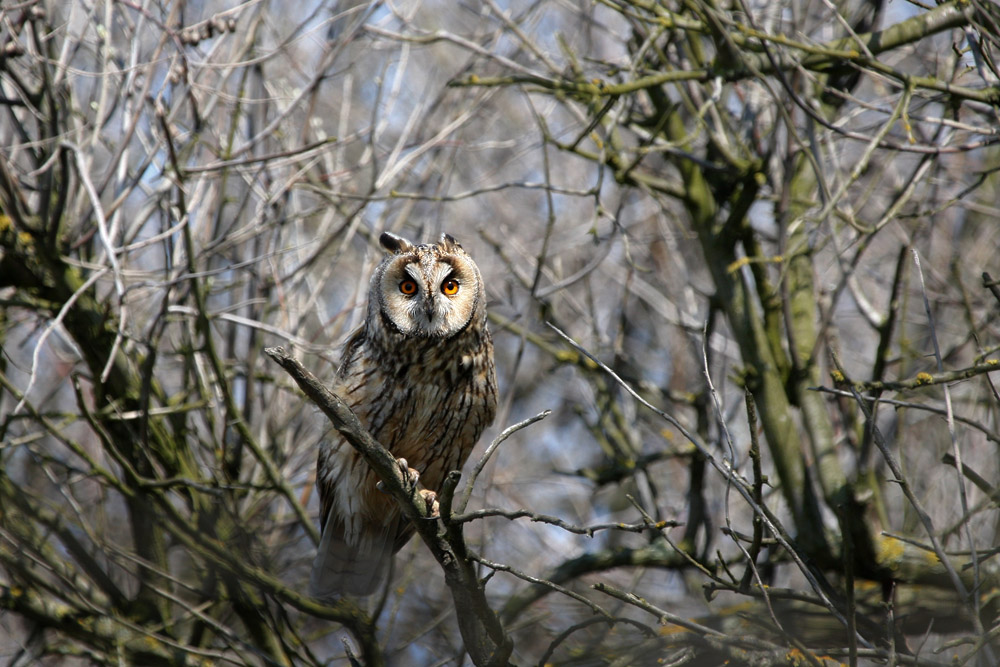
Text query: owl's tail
310 511 397 599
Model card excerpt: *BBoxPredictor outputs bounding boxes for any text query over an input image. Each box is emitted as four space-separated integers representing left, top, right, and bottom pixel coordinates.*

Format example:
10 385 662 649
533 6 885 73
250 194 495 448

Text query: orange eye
441 279 459 296
399 279 418 295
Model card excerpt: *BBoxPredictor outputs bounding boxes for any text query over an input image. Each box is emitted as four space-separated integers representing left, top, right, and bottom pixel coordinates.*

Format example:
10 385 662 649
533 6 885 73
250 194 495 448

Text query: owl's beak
423 298 436 323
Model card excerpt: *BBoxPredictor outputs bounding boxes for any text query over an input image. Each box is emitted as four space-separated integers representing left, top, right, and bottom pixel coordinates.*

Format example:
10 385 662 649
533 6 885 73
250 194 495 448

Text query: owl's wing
310 505 399 598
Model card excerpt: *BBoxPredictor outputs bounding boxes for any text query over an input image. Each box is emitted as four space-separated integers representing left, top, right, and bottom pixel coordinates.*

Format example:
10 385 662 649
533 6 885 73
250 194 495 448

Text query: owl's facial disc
380 255 476 338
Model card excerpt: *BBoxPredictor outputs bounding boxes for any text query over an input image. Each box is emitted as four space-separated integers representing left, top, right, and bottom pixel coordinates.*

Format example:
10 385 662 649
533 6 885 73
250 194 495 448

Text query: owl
310 231 498 598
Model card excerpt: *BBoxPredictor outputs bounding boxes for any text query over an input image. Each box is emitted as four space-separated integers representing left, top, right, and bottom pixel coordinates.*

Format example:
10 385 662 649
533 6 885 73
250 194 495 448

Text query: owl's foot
418 488 440 518
395 457 421 487
376 457 420 493
375 458 439 517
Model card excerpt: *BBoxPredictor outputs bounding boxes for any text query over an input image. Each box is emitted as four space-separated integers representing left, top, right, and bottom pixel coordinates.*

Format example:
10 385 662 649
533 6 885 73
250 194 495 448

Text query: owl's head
371 232 486 339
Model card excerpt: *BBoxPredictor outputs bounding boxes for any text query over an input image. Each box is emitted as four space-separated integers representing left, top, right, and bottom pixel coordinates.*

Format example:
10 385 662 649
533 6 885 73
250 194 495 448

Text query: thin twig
457 410 550 514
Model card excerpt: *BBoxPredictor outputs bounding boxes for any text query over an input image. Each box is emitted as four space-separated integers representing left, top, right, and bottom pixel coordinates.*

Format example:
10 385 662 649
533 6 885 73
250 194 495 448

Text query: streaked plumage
311 231 497 598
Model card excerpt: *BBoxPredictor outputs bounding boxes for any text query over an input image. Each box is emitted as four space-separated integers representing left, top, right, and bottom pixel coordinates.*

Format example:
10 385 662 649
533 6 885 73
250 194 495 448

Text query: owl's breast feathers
335 327 497 517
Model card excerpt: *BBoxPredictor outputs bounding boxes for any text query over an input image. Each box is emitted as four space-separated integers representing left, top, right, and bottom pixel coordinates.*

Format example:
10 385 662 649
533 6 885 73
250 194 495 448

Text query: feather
310 506 398 598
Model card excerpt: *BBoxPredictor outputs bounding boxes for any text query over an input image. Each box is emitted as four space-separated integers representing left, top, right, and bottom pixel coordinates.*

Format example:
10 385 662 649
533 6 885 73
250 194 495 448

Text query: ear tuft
438 233 462 252
380 231 414 254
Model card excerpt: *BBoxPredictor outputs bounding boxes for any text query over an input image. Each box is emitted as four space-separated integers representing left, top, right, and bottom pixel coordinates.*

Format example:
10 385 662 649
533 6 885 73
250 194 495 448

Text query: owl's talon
419 489 440 518
375 458 421 494
394 457 421 488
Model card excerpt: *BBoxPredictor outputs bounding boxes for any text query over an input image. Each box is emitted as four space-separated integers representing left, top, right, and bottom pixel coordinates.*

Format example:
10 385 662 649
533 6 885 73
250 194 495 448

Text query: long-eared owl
311 231 497 597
